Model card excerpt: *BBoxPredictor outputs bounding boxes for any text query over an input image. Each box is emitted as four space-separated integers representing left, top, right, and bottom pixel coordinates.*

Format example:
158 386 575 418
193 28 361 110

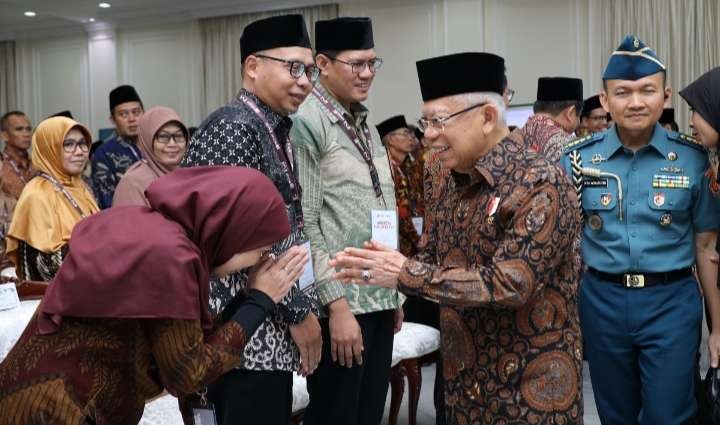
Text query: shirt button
630 200 636 206
632 166 638 171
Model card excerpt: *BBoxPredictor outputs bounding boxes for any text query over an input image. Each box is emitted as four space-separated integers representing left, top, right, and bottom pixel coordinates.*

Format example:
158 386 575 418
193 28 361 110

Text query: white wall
13 0 603 136
340 0 603 126
15 22 203 138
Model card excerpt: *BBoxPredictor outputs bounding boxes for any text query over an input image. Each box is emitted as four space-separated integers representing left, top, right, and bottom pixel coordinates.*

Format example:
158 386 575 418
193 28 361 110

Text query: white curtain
0 41 17 115
600 0 720 132
199 4 338 117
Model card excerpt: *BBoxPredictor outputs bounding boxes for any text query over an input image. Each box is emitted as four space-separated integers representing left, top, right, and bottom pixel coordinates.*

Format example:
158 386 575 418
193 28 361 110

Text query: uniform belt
587 267 693 288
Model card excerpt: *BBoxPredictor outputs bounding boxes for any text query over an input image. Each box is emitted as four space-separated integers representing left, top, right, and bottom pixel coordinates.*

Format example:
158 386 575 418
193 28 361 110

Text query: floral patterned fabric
0 308 257 425
390 153 425 258
398 136 584 425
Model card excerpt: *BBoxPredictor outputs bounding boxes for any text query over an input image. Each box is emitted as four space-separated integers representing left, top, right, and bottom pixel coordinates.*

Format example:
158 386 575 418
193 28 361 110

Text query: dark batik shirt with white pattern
91 135 142 209
181 89 317 371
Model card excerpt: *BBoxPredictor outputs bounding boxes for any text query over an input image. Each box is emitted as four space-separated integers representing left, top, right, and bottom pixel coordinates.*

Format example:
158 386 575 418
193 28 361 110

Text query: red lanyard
38 172 88 218
312 88 387 206
239 94 304 229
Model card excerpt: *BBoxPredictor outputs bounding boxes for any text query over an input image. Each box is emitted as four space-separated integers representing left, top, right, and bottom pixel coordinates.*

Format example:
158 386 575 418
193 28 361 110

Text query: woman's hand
248 246 308 303
329 240 407 290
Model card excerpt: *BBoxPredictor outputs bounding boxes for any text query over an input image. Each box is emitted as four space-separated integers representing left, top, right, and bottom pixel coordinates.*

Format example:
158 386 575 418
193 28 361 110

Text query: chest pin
660 213 672 227
653 192 665 207
588 213 603 230
667 152 678 161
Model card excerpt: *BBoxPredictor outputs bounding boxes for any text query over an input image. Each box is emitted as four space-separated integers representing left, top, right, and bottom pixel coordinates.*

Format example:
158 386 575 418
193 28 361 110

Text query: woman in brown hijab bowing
0 166 308 425
5 116 99 281
113 106 188 207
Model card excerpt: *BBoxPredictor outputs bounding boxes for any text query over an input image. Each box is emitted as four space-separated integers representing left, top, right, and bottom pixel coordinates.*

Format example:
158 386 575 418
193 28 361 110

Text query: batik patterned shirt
509 114 573 163
400 136 584 425
181 89 316 371
390 153 425 258
91 135 142 209
291 83 401 314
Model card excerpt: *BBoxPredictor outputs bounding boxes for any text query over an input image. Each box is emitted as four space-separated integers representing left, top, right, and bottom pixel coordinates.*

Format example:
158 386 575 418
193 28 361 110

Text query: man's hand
328 298 363 367
330 240 407 289
289 313 322 376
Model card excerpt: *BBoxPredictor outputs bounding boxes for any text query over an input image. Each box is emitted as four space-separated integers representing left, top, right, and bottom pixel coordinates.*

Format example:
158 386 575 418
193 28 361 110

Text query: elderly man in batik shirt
509 77 583 163
331 52 584 425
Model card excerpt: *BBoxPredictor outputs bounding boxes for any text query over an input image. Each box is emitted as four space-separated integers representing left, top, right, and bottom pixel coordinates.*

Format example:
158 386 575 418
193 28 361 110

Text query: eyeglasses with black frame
326 56 383 75
62 138 91 153
254 54 320 83
155 131 187 145
417 103 488 133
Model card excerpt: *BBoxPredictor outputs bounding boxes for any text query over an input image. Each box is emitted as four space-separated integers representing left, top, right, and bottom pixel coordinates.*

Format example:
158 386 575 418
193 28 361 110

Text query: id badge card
298 241 316 293
192 405 217 425
411 217 424 236
0 283 20 311
371 209 399 250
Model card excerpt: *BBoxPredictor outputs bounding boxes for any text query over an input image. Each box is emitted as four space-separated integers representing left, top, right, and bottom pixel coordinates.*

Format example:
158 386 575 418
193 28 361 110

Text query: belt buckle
624 274 645 288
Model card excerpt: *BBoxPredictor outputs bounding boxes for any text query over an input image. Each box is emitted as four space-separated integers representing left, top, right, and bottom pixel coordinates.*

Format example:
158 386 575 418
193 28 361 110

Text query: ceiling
0 0 335 41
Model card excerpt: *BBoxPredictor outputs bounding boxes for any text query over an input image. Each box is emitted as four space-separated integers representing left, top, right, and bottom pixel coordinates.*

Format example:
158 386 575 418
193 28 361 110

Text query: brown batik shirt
399 136 584 425
1 148 33 200
390 152 425 258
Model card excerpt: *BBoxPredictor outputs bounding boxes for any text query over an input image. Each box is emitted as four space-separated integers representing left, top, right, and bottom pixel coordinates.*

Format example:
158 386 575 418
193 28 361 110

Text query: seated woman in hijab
5 116 99 281
113 106 188 207
0 166 308 425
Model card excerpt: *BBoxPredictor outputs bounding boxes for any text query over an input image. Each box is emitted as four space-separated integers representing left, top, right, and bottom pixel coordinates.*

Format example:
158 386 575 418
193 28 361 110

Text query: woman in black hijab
680 67 720 149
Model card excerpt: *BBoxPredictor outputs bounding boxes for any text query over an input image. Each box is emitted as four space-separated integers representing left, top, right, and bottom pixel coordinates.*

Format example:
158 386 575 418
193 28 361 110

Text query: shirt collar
601 122 668 159
315 82 368 128
237 89 292 131
450 135 514 189
3 147 29 167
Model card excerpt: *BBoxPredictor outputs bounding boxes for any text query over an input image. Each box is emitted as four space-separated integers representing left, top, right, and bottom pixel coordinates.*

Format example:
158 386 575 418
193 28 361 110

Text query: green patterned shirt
291 83 401 315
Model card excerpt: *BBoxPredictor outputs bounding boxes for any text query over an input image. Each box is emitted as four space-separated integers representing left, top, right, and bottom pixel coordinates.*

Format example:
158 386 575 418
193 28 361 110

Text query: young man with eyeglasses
579 94 608 136
180 14 320 425
91 84 144 209
328 51 584 425
291 17 402 425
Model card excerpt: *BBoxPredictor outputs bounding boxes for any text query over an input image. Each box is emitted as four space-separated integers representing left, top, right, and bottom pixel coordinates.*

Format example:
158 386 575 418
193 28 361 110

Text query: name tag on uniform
371 209 399 250
0 283 20 311
411 217 424 236
584 177 608 188
298 241 315 292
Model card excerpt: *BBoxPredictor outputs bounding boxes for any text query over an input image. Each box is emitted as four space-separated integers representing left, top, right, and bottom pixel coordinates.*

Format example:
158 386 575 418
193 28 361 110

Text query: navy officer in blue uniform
562 35 720 425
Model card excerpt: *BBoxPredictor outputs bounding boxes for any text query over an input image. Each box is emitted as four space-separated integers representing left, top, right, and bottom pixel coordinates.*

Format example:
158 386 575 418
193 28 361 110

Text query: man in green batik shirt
291 16 403 425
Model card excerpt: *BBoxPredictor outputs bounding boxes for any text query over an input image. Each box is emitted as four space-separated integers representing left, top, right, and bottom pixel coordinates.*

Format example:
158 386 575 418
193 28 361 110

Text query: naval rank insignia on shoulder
563 132 603 153
668 131 705 151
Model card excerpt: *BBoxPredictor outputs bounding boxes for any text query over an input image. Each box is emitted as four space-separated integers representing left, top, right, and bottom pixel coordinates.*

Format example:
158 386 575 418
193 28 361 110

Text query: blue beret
603 35 665 81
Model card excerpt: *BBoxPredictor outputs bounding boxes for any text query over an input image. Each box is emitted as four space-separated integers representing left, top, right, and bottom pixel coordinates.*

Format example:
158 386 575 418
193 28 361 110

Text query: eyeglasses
506 88 515 104
327 56 383 75
417 103 488 133
390 128 415 138
587 114 608 123
255 54 320 83
62 138 90 153
155 131 187 145
115 108 143 120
